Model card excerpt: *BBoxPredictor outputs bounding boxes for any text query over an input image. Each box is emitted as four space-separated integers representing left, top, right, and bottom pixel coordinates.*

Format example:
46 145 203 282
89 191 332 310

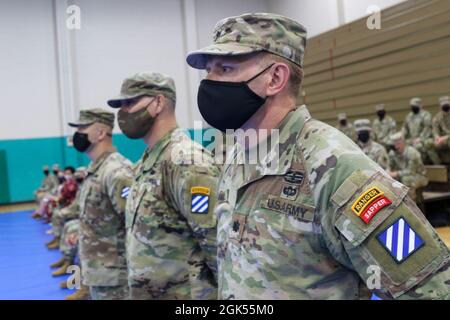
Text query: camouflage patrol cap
410 97 422 107
68 108 115 129
337 113 347 121
390 131 404 142
107 72 176 108
186 13 307 69
43 165 49 171
52 164 60 171
354 119 372 132
439 96 450 106
375 104 386 111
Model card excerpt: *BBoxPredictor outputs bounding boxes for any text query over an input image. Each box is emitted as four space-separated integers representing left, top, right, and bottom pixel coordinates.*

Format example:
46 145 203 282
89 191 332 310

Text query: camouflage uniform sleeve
432 114 441 138
37 177 48 192
378 147 389 171
62 191 80 215
420 112 433 141
397 149 421 180
104 162 134 216
330 170 450 299
162 157 220 278
402 120 411 143
389 118 397 137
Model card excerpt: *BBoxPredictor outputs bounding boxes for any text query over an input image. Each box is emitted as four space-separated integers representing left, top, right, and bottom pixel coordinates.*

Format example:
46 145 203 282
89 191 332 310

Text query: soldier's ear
95 126 108 141
154 95 164 115
266 63 290 97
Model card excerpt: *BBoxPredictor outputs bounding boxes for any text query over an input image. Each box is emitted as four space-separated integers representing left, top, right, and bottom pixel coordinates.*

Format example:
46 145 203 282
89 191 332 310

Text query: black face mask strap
245 63 276 84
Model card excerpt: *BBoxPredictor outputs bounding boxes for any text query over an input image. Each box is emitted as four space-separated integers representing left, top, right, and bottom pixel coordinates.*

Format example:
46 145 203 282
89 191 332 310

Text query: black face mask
443 104 450 113
43 170 49 176
53 170 59 175
73 132 91 152
377 111 386 120
76 178 84 184
197 63 274 132
411 106 420 114
339 120 347 126
358 131 370 144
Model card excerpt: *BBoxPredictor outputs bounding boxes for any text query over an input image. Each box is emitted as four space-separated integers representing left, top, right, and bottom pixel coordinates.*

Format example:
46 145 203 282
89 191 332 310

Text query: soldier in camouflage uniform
337 113 357 142
432 96 450 163
107 72 220 299
60 219 91 300
32 165 60 219
186 13 450 300
68 109 133 300
34 165 58 203
46 168 86 250
355 119 389 170
402 97 441 165
56 219 79 273
372 104 397 147
387 132 428 202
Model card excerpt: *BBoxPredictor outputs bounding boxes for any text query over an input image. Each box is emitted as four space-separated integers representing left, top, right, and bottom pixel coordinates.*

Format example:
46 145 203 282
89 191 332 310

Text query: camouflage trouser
35 191 46 203
435 138 450 164
59 219 79 261
416 139 441 165
52 207 79 237
89 285 129 300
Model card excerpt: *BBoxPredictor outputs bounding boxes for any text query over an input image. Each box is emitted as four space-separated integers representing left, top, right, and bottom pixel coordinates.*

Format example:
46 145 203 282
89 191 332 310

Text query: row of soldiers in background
337 96 450 166
350 120 428 203
32 165 81 223
32 12 450 300
336 96 450 202
33 165 88 299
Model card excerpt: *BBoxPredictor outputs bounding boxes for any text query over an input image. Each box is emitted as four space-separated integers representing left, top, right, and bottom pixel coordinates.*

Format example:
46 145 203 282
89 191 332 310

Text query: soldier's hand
434 136 448 146
413 138 421 146
67 234 79 246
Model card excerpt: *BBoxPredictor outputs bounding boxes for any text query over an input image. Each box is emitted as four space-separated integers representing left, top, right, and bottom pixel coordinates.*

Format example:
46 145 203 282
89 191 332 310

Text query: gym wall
301 0 450 128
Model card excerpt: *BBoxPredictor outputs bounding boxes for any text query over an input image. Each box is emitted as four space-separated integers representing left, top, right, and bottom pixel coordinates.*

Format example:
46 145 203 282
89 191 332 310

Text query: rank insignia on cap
377 217 425 263
121 187 130 199
351 187 391 224
191 186 210 214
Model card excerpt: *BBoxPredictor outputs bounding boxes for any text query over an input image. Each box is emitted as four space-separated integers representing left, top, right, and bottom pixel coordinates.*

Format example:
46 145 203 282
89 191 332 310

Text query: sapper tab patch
351 187 391 224
377 217 425 263
360 196 392 224
191 186 211 214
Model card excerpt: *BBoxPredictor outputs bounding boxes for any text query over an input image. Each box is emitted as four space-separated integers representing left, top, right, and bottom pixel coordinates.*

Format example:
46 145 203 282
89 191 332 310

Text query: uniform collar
87 151 115 175
141 127 179 172
229 105 311 188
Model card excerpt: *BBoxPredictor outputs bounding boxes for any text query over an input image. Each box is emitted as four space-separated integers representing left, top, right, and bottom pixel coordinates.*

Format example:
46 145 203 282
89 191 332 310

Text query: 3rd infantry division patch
191 186 210 214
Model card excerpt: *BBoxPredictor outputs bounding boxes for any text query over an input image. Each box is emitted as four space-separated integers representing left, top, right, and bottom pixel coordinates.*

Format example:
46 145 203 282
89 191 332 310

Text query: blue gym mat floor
0 210 76 300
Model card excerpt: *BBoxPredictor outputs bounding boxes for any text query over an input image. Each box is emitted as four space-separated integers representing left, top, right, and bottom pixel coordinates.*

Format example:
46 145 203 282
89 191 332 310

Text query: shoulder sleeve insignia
191 186 210 214
121 186 130 199
377 217 425 263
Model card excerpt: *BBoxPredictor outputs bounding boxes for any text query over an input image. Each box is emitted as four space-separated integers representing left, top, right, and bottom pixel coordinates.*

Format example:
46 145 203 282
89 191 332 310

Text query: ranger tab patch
191 186 210 214
351 187 391 224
